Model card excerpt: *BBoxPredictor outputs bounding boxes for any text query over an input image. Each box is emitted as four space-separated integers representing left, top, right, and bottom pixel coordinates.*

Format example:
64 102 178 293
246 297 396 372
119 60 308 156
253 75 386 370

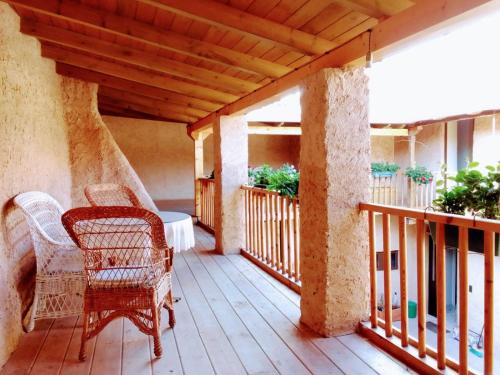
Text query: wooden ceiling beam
98 96 196 123
98 86 208 118
5 0 290 78
21 19 260 95
41 44 238 104
188 0 492 134
56 64 221 113
332 0 386 18
99 105 181 123
137 0 336 55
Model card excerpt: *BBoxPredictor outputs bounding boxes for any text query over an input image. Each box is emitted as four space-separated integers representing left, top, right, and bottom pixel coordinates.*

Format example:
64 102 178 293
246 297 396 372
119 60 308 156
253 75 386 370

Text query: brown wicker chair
84 183 143 208
62 206 175 361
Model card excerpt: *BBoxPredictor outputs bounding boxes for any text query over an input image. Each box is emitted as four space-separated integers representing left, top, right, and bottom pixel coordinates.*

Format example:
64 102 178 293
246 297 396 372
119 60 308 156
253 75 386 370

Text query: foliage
248 163 299 197
248 164 274 186
371 162 400 175
404 165 433 185
433 162 500 219
267 164 300 198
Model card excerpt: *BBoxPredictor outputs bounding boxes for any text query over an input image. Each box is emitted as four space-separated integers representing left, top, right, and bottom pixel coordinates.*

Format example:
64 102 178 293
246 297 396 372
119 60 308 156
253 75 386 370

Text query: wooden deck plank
183 249 278 375
60 316 97 375
174 253 247 375
122 318 153 375
169 272 215 375
0 319 53 375
89 318 123 375
192 246 312 375
30 316 78 375
214 255 342 375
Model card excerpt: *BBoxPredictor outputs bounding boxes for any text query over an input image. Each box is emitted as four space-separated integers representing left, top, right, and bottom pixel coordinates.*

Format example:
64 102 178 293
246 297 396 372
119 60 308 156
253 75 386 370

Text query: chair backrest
62 206 171 289
84 183 142 208
14 191 72 246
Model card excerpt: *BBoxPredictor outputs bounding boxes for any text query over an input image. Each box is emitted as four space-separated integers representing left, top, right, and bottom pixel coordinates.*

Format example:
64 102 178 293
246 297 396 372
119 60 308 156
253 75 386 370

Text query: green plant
267 164 299 198
371 162 400 175
248 164 274 186
405 165 433 185
433 162 500 219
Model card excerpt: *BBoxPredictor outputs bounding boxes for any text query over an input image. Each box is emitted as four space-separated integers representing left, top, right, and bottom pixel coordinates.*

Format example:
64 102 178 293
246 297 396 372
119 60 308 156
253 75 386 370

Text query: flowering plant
405 165 433 185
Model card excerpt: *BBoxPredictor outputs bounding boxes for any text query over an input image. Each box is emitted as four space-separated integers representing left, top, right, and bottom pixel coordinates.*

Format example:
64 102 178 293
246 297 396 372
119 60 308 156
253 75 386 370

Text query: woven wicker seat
84 183 143 207
62 206 175 361
14 191 84 332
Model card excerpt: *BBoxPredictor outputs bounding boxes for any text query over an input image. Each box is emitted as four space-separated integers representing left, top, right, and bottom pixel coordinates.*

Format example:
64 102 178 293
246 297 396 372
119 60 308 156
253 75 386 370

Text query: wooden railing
370 173 437 208
241 186 300 292
198 178 215 232
359 202 499 374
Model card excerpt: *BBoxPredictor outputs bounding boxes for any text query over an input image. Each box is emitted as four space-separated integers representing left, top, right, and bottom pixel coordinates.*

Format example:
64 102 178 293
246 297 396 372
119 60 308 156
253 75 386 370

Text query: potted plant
405 165 433 185
431 162 500 254
248 164 274 188
267 164 299 198
371 162 400 177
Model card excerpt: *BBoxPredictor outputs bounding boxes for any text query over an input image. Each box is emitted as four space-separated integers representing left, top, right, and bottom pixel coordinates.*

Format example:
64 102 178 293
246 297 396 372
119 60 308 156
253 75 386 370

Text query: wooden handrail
360 202 498 374
241 186 300 289
198 178 215 232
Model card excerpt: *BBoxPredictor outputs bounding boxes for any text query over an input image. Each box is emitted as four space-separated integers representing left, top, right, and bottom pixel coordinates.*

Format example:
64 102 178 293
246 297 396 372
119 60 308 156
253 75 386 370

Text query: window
376 250 399 271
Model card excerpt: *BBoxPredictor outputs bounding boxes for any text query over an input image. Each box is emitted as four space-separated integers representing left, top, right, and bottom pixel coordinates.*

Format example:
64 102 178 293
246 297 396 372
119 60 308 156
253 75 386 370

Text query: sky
247 5 500 125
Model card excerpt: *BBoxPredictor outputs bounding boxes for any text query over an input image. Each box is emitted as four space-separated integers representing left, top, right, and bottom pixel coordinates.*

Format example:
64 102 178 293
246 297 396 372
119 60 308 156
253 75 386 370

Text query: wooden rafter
21 19 260 95
56 64 221 113
41 44 239 104
99 105 181 123
98 96 195 123
188 0 493 135
5 0 291 78
98 86 207 119
136 0 337 55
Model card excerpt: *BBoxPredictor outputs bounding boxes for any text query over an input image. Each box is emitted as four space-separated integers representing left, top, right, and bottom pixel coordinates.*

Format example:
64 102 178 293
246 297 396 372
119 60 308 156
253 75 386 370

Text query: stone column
193 131 208 220
213 115 248 254
299 67 371 336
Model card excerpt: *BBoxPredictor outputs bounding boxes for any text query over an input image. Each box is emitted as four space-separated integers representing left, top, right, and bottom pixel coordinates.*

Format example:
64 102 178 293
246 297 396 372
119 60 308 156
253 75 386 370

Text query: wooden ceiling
7 0 415 125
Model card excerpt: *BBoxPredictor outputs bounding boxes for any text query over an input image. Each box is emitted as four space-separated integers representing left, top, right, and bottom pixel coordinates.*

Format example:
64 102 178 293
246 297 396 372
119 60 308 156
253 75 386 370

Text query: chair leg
152 305 162 358
79 312 90 361
23 290 40 333
165 290 176 328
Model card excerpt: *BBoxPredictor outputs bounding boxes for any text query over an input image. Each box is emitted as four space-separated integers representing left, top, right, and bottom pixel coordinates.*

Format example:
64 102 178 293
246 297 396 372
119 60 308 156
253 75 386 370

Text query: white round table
158 211 195 252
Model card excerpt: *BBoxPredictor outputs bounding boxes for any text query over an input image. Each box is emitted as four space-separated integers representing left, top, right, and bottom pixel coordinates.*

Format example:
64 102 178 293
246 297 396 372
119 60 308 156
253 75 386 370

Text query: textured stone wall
105 116 195 201
300 68 370 336
0 3 154 367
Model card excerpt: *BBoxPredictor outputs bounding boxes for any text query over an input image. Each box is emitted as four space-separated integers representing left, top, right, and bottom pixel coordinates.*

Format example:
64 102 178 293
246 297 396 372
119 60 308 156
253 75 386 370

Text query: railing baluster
287 198 292 278
416 218 426 357
398 216 408 347
265 193 271 263
270 195 276 268
484 230 494 375
459 226 469 374
382 213 392 337
261 192 266 262
276 195 281 270
281 195 286 274
293 199 300 282
256 192 262 259
436 222 446 369
368 211 377 328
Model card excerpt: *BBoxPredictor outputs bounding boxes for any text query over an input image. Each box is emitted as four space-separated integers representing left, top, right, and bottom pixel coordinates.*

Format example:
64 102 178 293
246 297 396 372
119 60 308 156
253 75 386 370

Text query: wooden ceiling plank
99 103 179 123
5 0 290 78
135 0 337 55
99 95 196 123
21 19 260 95
55 63 221 112
99 86 208 118
41 43 238 104
188 0 492 134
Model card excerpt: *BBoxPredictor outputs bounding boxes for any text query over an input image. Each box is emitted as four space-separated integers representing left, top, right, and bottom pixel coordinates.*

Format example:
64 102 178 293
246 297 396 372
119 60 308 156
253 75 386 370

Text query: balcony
0 226 413 375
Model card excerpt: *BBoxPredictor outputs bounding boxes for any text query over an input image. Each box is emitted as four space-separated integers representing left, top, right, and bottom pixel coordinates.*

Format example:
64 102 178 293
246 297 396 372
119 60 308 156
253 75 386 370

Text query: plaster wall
371 136 394 162
105 116 195 201
204 133 300 175
0 4 154 366
473 114 500 167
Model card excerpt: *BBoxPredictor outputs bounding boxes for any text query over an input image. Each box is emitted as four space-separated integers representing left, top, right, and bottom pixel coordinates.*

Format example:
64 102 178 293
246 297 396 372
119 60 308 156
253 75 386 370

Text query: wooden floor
1 227 414 375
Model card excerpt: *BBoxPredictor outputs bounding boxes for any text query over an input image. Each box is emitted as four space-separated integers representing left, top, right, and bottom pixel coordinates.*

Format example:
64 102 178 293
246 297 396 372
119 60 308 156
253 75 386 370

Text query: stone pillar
299 67 371 336
213 115 248 254
193 131 208 220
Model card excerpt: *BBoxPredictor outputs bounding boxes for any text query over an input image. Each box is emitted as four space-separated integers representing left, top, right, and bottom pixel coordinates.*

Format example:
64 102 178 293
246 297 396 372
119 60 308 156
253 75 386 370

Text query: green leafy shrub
371 162 400 175
248 164 274 186
433 162 500 219
405 165 433 185
267 164 299 198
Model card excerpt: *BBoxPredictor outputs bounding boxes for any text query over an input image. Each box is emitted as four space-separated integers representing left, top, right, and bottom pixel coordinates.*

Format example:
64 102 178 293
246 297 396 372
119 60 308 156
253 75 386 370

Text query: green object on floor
408 300 417 318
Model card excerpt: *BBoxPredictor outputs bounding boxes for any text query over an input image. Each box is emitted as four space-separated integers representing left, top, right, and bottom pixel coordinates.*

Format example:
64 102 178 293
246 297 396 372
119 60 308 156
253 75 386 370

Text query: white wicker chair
14 191 84 332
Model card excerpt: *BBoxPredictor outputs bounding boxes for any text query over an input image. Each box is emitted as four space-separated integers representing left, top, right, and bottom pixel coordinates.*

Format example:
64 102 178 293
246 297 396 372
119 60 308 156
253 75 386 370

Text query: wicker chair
14 192 84 332
84 183 143 208
62 206 175 361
